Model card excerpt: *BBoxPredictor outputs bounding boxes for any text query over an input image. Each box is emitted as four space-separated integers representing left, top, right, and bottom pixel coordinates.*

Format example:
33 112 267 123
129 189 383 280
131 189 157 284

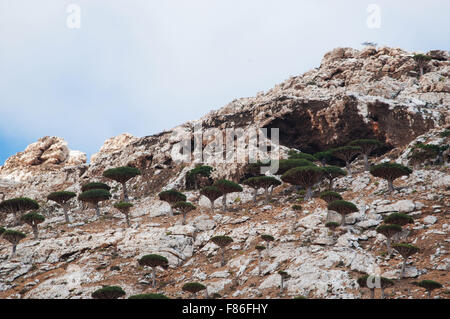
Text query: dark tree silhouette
392 243 419 279
348 139 382 171
186 165 213 190
200 186 222 214
78 189 111 218
158 189 186 217
182 282 207 299
370 163 412 193
242 176 281 203
21 212 45 239
47 191 76 223
412 54 432 77
327 200 358 226
281 166 325 200
103 166 141 201
173 201 196 225
138 254 169 288
213 180 243 212
0 197 39 226
91 286 126 299
261 234 275 251
2 229 26 255
211 235 233 266
114 202 134 227
322 166 347 189
413 280 442 299
330 146 362 175
376 224 402 254
255 245 266 275
128 293 170 299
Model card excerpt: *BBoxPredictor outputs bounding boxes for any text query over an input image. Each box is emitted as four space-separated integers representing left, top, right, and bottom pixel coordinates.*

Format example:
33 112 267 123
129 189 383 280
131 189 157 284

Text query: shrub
128 293 170 299
114 202 134 227
292 204 302 211
348 139 382 171
2 229 26 255
392 243 419 278
383 213 413 226
211 235 233 266
158 189 186 216
213 180 243 212
325 221 340 231
242 176 281 203
376 224 402 254
138 254 169 288
103 166 141 201
0 198 39 225
182 282 207 298
370 163 412 193
200 186 222 213
78 189 111 217
413 280 442 298
281 166 325 200
320 191 343 204
81 182 111 192
327 200 358 225
47 191 76 223
186 165 213 189
21 212 45 240
330 146 362 175
173 201 196 225
322 166 347 189
261 234 275 250
91 286 126 299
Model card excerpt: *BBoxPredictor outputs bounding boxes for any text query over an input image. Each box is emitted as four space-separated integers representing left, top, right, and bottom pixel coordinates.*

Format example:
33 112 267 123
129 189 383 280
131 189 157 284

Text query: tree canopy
138 254 169 268
81 182 111 192
91 286 126 299
47 191 76 204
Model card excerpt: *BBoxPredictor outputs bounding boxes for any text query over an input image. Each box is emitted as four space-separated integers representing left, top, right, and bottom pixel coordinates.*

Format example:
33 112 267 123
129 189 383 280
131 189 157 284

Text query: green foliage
413 280 442 291
0 226 5 234
383 213 413 226
0 197 39 213
277 159 315 175
261 234 274 242
440 130 450 138
288 151 318 162
200 186 223 202
291 204 302 211
210 235 233 247
182 282 206 294
91 286 126 299
213 179 243 194
413 54 432 62
21 212 45 225
320 191 343 203
392 243 419 258
242 176 281 189
158 189 186 204
323 166 347 179
327 200 358 215
243 161 266 177
186 165 213 188
370 163 412 181
255 245 266 251
281 166 325 187
78 189 111 204
348 139 382 153
278 270 289 278
2 229 26 243
128 293 170 299
138 254 169 268
81 182 111 192
376 224 402 237
325 222 340 230
114 202 134 210
47 191 76 204
357 275 394 288
103 166 141 184
330 146 362 162
173 201 196 212
293 296 308 299
314 150 333 164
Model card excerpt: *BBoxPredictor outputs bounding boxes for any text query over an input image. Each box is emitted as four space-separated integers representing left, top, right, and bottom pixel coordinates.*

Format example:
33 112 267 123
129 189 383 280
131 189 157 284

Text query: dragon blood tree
128 293 170 299
213 180 243 212
392 243 419 279
413 280 442 299
47 191 76 223
78 189 111 218
327 200 358 226
383 213 414 227
158 189 186 217
281 166 325 200
287 151 319 163
412 54 432 77
210 235 233 267
322 166 347 189
330 146 362 175
325 222 340 238
261 234 275 252
357 275 394 299
182 282 207 299
370 163 412 194
2 229 26 255
278 271 290 293
376 224 402 255
276 159 315 175
186 165 213 190
138 254 169 288
320 191 343 221
21 212 45 240
173 201 196 225
255 245 266 275
200 186 222 214
242 176 281 203
91 286 126 299
0 197 39 226
348 139 382 171
314 150 333 166
103 166 141 201
114 202 134 227
81 182 111 192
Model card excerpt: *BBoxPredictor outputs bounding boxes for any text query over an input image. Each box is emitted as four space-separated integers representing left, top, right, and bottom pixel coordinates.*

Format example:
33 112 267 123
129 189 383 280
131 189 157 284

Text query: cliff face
0 47 448 299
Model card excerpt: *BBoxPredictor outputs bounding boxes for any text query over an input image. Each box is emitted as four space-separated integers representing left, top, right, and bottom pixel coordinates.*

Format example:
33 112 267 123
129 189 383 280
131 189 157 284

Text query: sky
0 0 449 165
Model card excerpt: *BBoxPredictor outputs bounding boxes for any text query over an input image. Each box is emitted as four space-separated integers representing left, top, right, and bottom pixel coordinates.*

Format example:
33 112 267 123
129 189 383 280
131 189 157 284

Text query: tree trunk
346 161 352 176
152 267 156 288
122 182 129 202
210 200 214 214
381 287 385 299
125 213 131 227
427 290 431 299
328 178 333 190
419 66 424 77
63 203 70 223
280 278 284 293
258 252 262 275
386 237 392 255
340 213 345 226
222 194 227 212
169 205 174 217
326 210 330 222
95 203 100 217
387 180 395 193
264 187 269 204
221 248 226 266
370 288 375 299
305 187 312 200
32 225 39 240
363 153 369 171
400 258 407 279
253 188 257 203
182 212 186 225
12 244 16 255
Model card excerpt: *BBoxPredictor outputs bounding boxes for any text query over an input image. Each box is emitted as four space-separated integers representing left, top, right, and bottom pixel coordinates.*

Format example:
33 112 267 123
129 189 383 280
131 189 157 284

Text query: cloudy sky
0 0 449 164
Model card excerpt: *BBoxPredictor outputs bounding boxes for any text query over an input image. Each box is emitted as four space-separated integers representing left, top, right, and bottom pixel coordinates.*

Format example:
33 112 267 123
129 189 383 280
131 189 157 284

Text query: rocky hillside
0 46 448 299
